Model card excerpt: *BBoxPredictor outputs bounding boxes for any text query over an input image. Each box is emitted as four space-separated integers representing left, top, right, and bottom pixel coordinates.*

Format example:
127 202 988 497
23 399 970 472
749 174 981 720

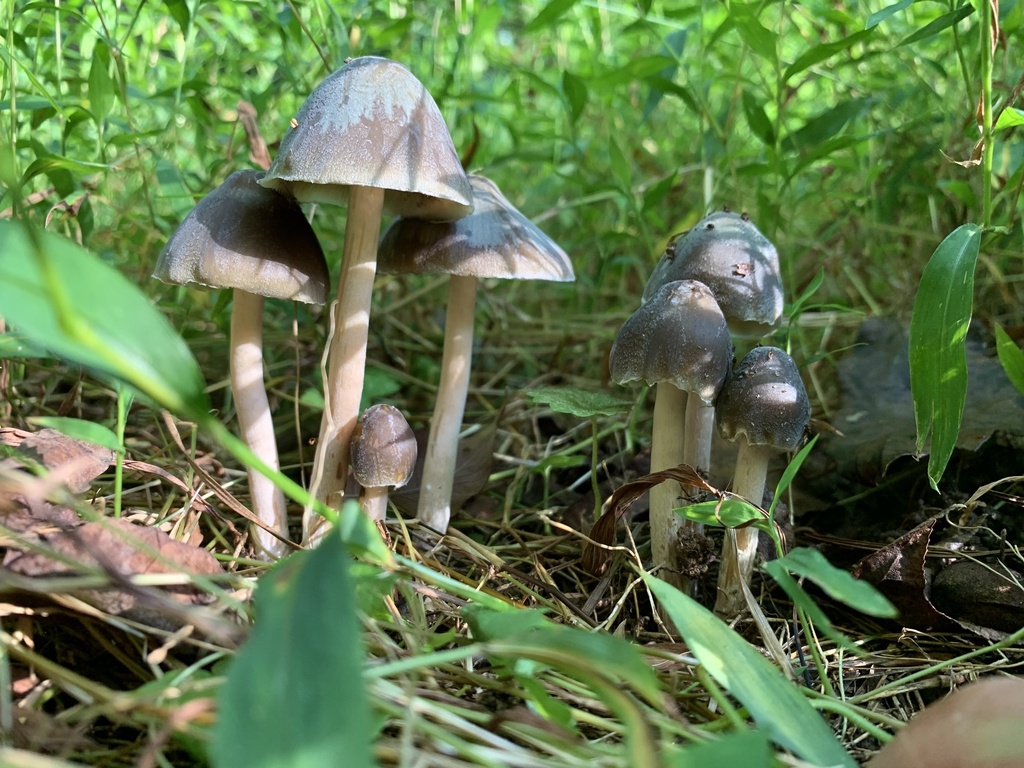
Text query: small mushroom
609 279 731 591
377 174 573 532
260 56 473 542
153 170 329 560
349 405 417 523
713 346 809 617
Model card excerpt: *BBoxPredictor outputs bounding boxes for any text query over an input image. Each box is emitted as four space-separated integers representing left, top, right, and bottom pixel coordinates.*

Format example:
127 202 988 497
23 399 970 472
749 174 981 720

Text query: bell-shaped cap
716 346 809 451
260 56 473 221
153 170 329 304
643 211 783 337
377 174 574 281
349 404 418 490
610 279 732 404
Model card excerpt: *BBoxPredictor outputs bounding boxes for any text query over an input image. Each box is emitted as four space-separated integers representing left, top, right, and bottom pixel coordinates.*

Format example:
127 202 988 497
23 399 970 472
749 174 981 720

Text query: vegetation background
1 0 1023 765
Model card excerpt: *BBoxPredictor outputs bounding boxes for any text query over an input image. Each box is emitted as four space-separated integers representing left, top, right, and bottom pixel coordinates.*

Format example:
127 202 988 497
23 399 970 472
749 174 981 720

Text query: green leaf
526 0 578 32
760 563 863 652
783 29 873 83
333 500 393 564
643 575 856 768
742 90 775 146
211 527 373 768
909 224 982 490
767 434 818 519
561 70 588 123
27 417 121 452
87 41 115 123
678 498 765 529
781 98 872 153
0 220 209 419
594 56 677 87
995 107 1024 131
897 4 974 47
771 547 898 618
163 0 191 34
730 5 778 62
525 386 632 417
996 325 1024 396
866 0 913 29
668 729 772 767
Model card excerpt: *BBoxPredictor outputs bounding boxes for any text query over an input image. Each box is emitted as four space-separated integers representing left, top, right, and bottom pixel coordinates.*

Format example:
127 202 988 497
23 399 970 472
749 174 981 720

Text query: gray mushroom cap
716 346 809 451
609 279 732 404
376 174 574 281
643 211 783 337
153 170 329 304
260 56 473 221
349 404 418 489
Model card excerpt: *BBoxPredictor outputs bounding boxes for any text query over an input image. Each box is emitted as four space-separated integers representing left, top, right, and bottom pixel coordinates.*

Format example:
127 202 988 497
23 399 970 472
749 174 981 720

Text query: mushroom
376 174 574 533
153 170 329 560
259 56 473 542
609 279 731 591
713 345 809 617
349 404 417 523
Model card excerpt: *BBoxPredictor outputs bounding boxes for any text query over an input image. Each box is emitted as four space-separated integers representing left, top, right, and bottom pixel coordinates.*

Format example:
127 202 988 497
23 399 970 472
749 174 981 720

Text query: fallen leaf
6 428 114 493
930 560 1024 639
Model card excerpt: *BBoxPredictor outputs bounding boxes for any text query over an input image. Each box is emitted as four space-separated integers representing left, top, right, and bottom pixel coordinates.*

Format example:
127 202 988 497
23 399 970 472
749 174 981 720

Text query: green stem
980 0 994 228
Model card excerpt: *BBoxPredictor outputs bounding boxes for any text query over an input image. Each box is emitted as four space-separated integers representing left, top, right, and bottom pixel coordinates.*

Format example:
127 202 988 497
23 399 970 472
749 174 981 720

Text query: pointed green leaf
525 387 632 418
995 107 1024 131
742 90 775 146
562 70 588 123
866 0 913 29
897 4 974 47
782 29 873 83
909 224 982 490
526 0 579 31
771 547 897 618
643 575 856 768
87 41 115 123
27 417 121 452
767 435 818 518
996 325 1024 396
212 528 373 768
668 728 772 767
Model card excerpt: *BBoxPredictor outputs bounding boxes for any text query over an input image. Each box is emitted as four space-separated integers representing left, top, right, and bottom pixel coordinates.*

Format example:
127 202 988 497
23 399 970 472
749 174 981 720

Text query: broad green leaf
995 325 1024 396
866 0 914 28
0 220 209 419
594 56 677 87
760 563 863 652
211 527 373 768
642 29 687 121
525 386 632 417
783 29 873 83
609 138 632 189
678 498 765 529
897 4 974 47
27 416 121 452
332 500 393 564
909 224 982 490
731 6 778 62
87 41 115 123
741 90 775 146
782 98 872 153
526 0 579 31
668 729 772 767
995 107 1024 131
463 604 552 640
643 575 856 768
771 547 898 618
163 0 191 34
562 70 588 123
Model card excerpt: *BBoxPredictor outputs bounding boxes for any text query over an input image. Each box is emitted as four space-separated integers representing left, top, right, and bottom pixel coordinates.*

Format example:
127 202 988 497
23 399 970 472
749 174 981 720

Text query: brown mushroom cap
715 346 809 451
643 211 783 337
377 174 574 281
153 170 329 304
260 56 473 221
610 279 732 404
349 404 418 490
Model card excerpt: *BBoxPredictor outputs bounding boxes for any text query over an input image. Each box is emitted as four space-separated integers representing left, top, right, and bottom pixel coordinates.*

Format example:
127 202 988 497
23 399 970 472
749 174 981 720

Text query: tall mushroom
349 404 418 523
153 170 329 559
713 346 810 617
609 279 732 591
376 174 574 532
259 56 473 543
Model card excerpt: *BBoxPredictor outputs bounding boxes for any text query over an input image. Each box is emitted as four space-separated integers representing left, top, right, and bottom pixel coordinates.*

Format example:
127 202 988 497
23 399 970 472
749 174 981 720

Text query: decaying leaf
582 464 714 574
2 427 114 494
930 560 1024 640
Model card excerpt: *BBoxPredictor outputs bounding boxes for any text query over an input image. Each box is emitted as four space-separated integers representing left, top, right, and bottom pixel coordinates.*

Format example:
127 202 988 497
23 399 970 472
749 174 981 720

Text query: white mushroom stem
230 290 289 560
417 274 477 532
304 186 386 544
714 438 772 616
649 382 687 590
359 486 390 523
683 395 715 481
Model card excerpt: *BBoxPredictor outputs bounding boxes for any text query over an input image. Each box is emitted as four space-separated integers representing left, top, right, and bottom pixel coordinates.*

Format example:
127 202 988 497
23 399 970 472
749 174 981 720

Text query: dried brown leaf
8 428 114 493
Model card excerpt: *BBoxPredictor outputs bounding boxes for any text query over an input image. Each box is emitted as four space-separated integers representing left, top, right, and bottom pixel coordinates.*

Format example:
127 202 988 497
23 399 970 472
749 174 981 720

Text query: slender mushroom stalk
609 279 731 592
153 170 329 560
377 175 573 533
258 56 473 545
349 404 417 522
714 346 809 617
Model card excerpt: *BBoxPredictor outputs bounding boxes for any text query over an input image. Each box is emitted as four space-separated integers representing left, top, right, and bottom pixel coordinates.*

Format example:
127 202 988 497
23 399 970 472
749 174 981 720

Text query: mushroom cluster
610 210 809 614
155 57 572 556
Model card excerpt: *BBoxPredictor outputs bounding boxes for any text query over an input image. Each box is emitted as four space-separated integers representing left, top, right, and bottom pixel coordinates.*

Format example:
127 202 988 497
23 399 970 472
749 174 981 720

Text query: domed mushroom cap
716 346 809 451
260 56 473 221
349 404 418 489
377 174 574 281
643 211 783 337
609 279 732 404
153 170 329 304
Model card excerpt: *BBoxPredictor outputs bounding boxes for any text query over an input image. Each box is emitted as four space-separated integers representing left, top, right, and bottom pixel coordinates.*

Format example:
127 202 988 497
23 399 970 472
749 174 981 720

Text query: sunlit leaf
526 0 579 32
866 0 913 28
995 107 1024 131
996 325 1024 397
668 728 772 767
87 41 115 123
783 29 873 83
909 224 982 490
211 528 373 768
730 5 778 62
644 575 856 768
897 4 974 47
525 386 632 418
771 547 898 618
